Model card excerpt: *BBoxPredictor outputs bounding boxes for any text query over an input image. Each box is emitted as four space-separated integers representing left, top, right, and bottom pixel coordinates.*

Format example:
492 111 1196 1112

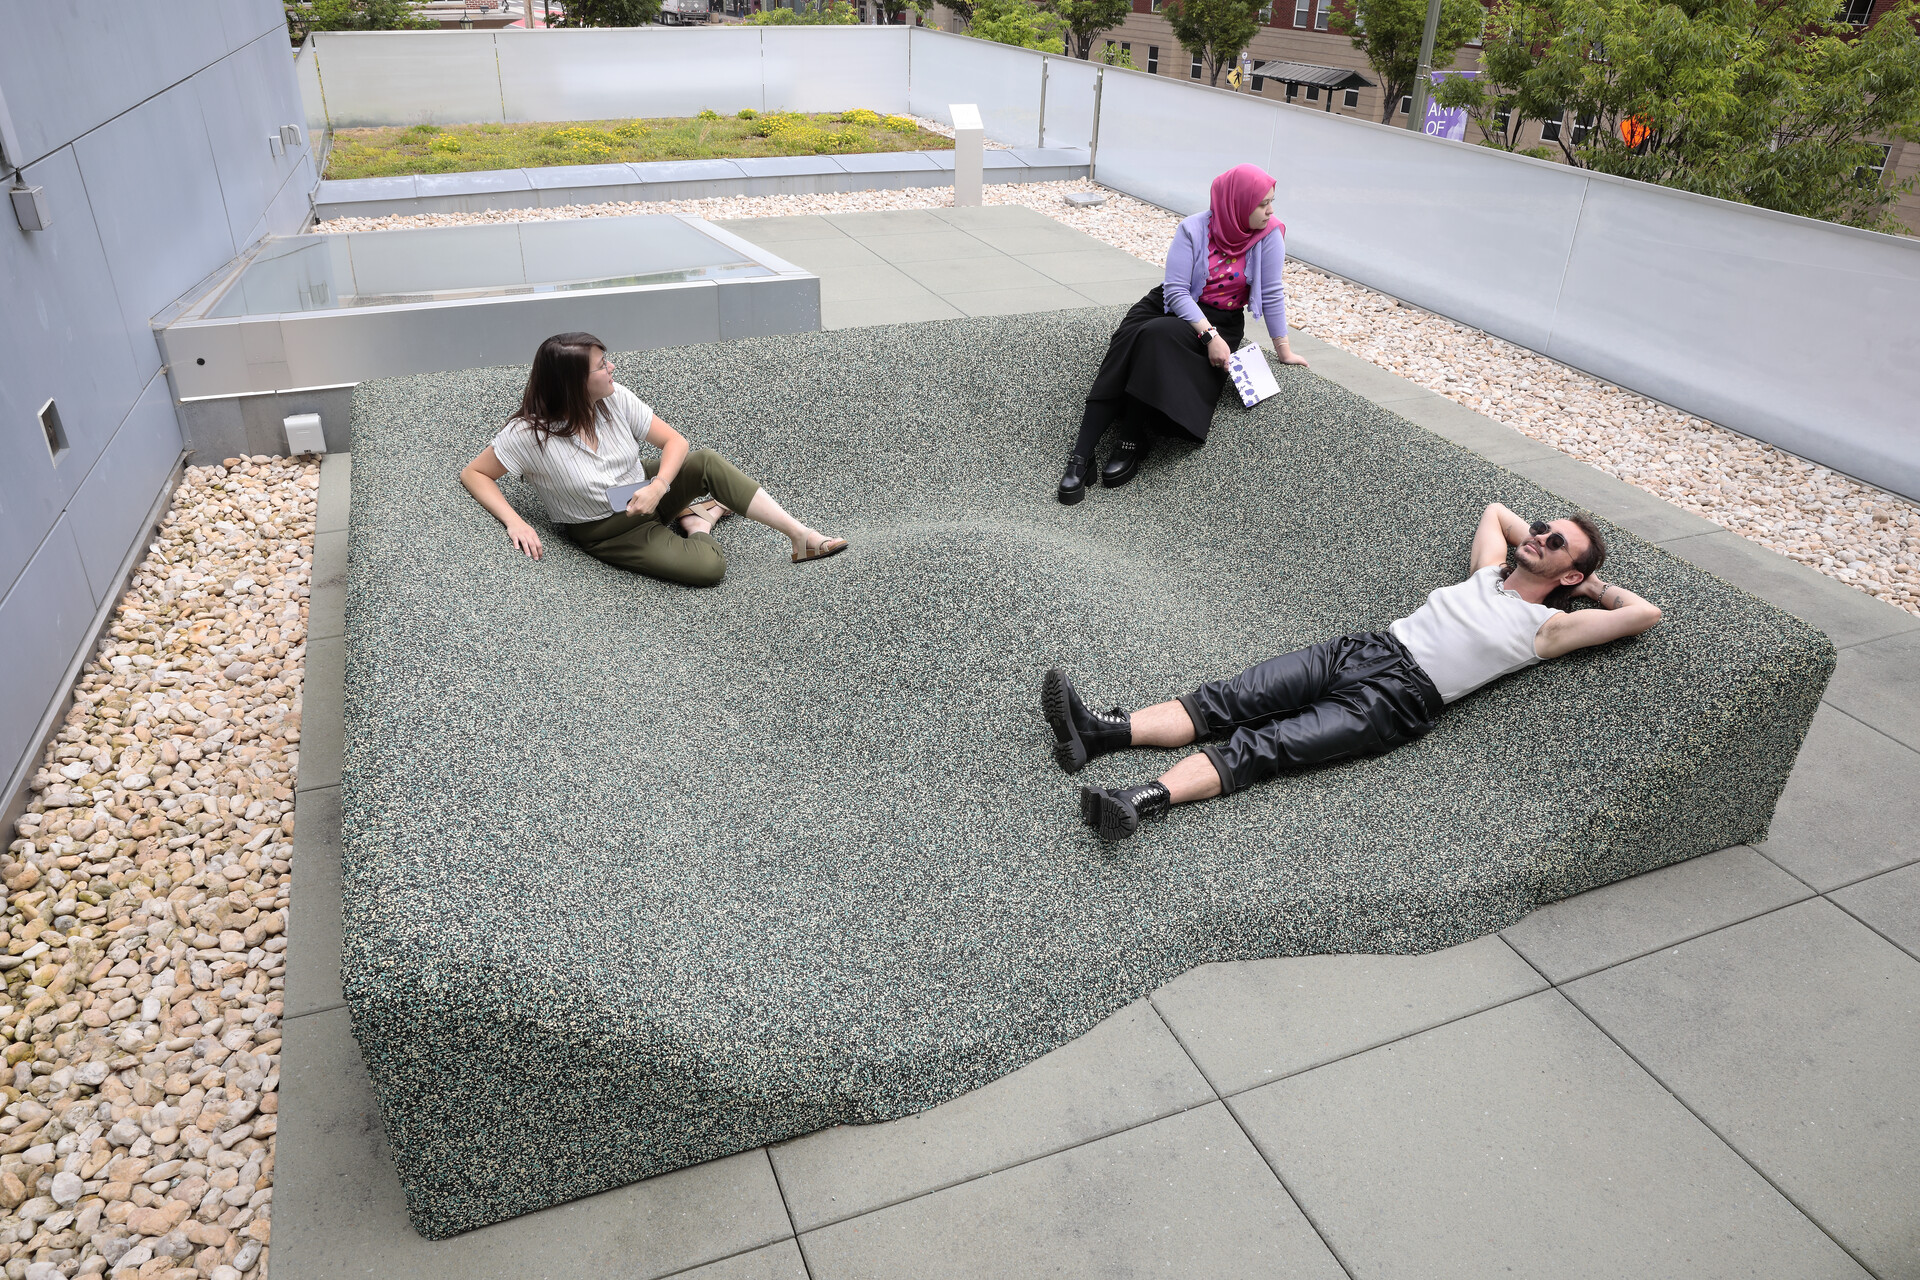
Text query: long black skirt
1086 285 1246 444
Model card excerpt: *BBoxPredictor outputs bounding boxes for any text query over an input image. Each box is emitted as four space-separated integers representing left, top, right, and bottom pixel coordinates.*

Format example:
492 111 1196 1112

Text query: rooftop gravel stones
341 308 1834 1237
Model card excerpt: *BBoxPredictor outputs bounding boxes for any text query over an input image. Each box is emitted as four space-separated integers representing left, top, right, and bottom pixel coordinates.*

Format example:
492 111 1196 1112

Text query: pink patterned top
1196 246 1252 310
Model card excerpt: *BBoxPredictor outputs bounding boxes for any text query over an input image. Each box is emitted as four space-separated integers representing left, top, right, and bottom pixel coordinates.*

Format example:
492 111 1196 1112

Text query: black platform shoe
1057 455 1094 506
1079 781 1172 841
1100 436 1152 488
1042 668 1131 774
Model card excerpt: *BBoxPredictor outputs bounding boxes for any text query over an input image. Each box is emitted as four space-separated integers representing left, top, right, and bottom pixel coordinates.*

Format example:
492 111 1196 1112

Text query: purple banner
1423 70 1476 141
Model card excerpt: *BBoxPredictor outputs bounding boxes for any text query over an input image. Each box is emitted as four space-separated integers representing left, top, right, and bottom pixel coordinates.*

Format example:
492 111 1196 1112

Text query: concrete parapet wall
313 148 1089 220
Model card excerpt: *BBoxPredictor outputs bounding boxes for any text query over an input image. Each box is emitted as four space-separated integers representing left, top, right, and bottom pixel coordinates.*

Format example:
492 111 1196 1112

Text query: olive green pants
561 449 761 588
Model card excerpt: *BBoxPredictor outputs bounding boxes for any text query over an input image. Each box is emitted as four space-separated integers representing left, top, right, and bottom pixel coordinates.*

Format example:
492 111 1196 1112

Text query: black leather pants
1177 632 1444 795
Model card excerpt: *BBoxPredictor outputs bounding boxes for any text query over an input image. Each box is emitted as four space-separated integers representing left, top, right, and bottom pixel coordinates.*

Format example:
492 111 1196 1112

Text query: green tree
1046 0 1133 58
1098 37 1140 65
912 0 978 23
551 0 665 25
284 0 430 43
1435 0 1920 230
1328 0 1487 122
969 0 1071 49
1165 0 1263 86
748 0 861 20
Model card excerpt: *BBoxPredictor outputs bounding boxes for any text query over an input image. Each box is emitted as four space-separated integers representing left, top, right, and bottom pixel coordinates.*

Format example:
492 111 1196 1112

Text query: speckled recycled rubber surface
340 309 1834 1238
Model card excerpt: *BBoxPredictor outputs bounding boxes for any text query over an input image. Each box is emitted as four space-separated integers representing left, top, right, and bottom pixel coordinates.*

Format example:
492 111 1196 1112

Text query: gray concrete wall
1 0 318 814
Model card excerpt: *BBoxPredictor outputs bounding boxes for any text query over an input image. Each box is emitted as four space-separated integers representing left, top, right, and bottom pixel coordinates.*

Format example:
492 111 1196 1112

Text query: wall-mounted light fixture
10 181 49 231
280 124 301 148
268 133 284 158
39 400 69 464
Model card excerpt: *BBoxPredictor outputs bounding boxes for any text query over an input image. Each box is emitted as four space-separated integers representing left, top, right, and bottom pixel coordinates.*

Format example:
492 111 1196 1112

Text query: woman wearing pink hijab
1058 163 1308 503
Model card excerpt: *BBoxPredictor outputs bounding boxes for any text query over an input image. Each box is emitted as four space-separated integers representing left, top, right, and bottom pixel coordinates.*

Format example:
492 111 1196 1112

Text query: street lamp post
1405 0 1441 130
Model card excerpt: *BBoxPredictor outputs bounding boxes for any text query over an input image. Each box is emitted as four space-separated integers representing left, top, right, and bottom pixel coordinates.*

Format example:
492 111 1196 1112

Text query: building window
1541 115 1563 142
1306 84 1320 101
1293 0 1310 25
1570 112 1595 143
1859 142 1893 183
1286 81 1299 100
1398 94 1411 114
1252 73 1265 90
1838 0 1873 23
1314 3 1328 27
1259 1 1273 19
1147 44 1159 72
1192 52 1203 77
1342 87 1358 107
1494 106 1512 135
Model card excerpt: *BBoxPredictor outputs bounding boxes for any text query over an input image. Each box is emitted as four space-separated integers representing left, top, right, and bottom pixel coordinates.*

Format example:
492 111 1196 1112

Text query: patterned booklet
1227 343 1281 407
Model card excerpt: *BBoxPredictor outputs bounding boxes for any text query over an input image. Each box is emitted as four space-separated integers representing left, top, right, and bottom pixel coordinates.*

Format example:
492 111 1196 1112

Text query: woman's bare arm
629 415 690 516
460 446 542 560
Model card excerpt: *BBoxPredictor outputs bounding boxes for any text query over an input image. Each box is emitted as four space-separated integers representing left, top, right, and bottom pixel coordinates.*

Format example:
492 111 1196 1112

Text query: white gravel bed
1 457 315 1280
318 177 1919 614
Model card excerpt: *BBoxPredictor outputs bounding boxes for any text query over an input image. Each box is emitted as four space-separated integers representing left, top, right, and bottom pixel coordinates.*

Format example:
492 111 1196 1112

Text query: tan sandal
792 535 850 564
677 500 732 533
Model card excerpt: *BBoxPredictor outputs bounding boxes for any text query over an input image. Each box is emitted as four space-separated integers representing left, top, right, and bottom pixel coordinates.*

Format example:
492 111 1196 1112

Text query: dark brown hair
1544 512 1608 611
513 332 606 448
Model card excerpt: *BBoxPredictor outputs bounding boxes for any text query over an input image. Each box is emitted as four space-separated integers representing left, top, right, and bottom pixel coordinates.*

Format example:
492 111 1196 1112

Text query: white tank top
1389 565 1559 704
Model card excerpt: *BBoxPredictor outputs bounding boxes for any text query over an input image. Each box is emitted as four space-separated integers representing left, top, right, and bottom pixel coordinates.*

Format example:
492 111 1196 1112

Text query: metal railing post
1088 65 1104 180
1038 56 1050 148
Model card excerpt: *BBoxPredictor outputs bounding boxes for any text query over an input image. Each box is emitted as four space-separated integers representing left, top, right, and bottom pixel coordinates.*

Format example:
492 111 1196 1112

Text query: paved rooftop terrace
275 208 1920 1280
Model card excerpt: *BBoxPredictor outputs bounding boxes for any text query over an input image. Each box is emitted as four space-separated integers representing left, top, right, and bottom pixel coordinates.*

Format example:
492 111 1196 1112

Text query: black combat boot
1079 781 1172 841
1057 454 1095 505
1042 669 1132 774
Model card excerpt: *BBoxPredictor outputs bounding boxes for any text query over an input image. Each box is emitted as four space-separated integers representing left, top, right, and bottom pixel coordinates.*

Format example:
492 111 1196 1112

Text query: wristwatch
1198 328 1219 345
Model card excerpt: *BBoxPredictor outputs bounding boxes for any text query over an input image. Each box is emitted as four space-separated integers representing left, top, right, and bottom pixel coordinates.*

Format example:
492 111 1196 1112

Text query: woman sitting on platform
460 331 848 586
1057 163 1310 504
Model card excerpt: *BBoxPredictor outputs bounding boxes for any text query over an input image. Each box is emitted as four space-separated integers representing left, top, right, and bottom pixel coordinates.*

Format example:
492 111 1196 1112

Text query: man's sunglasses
1529 521 1569 552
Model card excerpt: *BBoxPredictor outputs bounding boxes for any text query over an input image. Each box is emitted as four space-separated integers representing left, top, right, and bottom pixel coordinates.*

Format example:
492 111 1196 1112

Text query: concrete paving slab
769 1000 1213 1231
713 215 848 243
1754 704 1920 891
795 1102 1345 1280
894 253 1056 293
1566 899 1920 1279
823 208 952 235
1823 626 1920 748
929 203 1054 230
761 236 886 273
1829 861 1920 960
815 262 932 304
1500 845 1810 982
734 155 845 178
316 451 352 533
945 284 1095 316
1658 530 1920 651
1503 452 1723 543
1068 278 1161 306
857 229 1005 264
308 528 346 643
1150 935 1544 1095
1014 248 1164 285
284 783 343 1019
1383 391 1570 469
674 1239 810 1280
953 222 1103 256
274 1009 795 1279
296 632 342 793
819 296 964 329
1233 991 1868 1280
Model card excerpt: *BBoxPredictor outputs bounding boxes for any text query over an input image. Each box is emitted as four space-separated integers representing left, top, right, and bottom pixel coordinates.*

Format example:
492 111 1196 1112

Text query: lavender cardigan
1162 211 1287 333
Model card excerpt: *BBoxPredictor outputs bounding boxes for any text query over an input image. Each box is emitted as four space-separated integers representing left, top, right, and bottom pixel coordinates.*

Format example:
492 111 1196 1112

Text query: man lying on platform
1045 503 1664 841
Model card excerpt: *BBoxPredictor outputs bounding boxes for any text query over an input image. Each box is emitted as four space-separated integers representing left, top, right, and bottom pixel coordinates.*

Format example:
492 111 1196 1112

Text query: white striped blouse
490 384 656 525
